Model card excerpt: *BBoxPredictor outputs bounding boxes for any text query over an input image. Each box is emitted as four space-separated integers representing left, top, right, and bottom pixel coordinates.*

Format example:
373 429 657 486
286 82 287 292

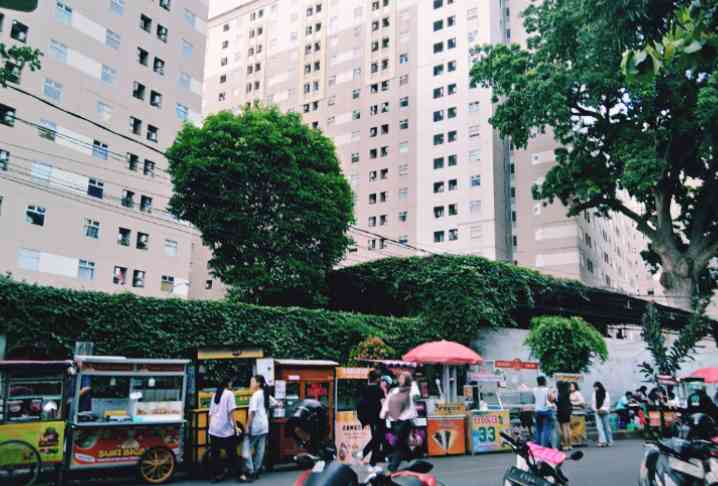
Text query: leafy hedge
326 255 587 342
0 277 432 362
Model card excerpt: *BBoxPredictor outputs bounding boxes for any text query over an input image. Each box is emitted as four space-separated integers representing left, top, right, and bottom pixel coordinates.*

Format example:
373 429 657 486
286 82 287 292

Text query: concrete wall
478 328 718 403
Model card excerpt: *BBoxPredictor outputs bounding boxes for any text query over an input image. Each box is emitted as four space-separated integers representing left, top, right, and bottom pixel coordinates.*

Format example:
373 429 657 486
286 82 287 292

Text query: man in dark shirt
358 369 387 467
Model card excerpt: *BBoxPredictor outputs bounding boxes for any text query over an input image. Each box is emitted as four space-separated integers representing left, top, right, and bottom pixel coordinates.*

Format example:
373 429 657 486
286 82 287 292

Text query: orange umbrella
402 340 482 365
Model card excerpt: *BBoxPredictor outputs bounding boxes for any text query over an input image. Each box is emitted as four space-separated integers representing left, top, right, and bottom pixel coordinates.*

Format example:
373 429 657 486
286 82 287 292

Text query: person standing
592 381 613 447
208 376 240 483
533 376 555 447
569 383 585 409
243 375 273 482
382 372 415 472
556 382 573 450
357 369 387 466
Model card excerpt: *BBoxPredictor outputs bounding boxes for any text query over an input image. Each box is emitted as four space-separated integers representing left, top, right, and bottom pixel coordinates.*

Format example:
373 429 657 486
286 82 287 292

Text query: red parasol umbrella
687 368 718 384
402 340 482 365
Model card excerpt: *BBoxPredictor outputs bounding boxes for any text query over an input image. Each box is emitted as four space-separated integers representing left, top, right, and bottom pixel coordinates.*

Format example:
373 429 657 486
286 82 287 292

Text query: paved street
69 439 644 486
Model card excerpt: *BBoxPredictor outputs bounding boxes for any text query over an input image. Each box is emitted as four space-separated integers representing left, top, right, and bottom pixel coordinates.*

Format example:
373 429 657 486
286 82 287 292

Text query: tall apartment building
204 0 513 265
0 0 223 300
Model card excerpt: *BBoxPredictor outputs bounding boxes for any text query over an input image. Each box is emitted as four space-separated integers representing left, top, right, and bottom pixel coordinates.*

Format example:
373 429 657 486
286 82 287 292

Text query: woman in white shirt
208 376 239 482
592 381 613 447
243 375 274 481
381 372 417 472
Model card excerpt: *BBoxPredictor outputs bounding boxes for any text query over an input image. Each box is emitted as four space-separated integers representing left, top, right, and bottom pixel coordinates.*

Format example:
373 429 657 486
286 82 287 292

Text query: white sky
209 0 250 18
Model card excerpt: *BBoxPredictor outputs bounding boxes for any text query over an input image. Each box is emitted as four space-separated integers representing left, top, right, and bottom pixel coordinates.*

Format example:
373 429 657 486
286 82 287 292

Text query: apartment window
400 119 408 129
37 119 55 139
132 270 146 288
49 39 67 63
585 234 592 248
433 157 444 169
448 229 458 241
380 168 389 179
26 205 46 226
448 179 458 191
176 103 188 121
132 82 146 100
448 83 457 95
160 0 171 10
164 239 178 257
380 146 389 157
433 42 444 54
352 88 361 99
11 20 28 42
78 260 96 281
30 161 51 184
399 211 408 222
353 68 361 80
400 74 409 86
17 249 40 271
143 160 155 177
433 182 445 193
399 53 409 64
140 195 153 212
56 1 72 25
0 149 8 171
400 97 409 108
184 9 196 28
434 206 445 218
368 216 377 227
87 178 104 199
434 0 443 8
369 194 377 205
448 38 457 49
351 152 360 163
140 14 152 32
469 149 481 162
43 78 63 101
448 107 457 118
113 266 128 285
433 134 444 146
470 200 482 214
129 116 142 135
161 275 175 292
448 60 457 72
101 65 117 85
448 204 458 216
434 64 445 76
471 175 481 187
96 101 112 122
433 87 444 99
153 57 165 75
182 39 193 57
137 47 149 66
120 189 135 209
468 7 478 19
147 125 159 143
434 20 444 31
469 101 480 113
434 231 445 243
396 141 407 154
433 110 445 122
448 130 457 142
123 156 140 176
150 90 162 108
469 125 480 138
586 259 594 273
106 29 121 49
399 188 408 200
92 141 108 160
136 232 149 250
380 191 387 202
117 227 132 247
83 218 100 239
110 0 125 15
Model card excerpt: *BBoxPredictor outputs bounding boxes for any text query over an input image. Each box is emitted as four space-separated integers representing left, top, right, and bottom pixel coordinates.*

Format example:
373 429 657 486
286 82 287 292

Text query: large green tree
167 106 354 306
471 0 718 308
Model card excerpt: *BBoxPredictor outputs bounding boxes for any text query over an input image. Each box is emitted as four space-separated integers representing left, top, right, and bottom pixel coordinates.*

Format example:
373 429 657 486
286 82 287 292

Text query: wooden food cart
267 359 338 467
67 356 189 484
187 346 263 472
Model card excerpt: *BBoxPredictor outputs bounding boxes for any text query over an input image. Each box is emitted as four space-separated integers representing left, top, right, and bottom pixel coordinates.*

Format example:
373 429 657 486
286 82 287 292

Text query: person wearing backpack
357 369 386 467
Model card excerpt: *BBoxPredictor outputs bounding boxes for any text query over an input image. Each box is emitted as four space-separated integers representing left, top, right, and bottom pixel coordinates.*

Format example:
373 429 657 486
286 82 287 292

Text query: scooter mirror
569 450 584 461
400 459 434 474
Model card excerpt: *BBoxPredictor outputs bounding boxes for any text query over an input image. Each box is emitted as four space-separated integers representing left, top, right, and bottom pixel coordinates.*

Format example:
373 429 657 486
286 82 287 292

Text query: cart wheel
138 447 176 484
0 440 41 486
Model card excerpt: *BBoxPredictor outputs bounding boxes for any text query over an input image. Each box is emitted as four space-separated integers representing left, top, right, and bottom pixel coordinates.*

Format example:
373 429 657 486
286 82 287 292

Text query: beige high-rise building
204 0 514 265
0 0 223 300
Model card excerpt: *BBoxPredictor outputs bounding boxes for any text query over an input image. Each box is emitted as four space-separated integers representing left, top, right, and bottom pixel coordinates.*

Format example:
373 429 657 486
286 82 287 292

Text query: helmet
287 399 329 454
687 413 716 441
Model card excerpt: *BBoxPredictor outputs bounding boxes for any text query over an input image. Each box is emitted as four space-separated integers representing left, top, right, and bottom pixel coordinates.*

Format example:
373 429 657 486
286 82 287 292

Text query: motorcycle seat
527 442 567 466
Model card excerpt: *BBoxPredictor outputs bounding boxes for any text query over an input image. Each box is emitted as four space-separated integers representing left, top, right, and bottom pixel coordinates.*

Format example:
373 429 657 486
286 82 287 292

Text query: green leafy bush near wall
0 277 430 362
326 255 587 342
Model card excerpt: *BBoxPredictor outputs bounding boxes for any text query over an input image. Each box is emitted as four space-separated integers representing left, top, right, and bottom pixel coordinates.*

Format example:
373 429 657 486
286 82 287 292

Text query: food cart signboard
336 367 370 380
495 359 539 370
433 402 466 416
1 421 65 463
427 415 466 456
71 425 182 468
471 410 511 453
552 373 582 383
334 411 370 464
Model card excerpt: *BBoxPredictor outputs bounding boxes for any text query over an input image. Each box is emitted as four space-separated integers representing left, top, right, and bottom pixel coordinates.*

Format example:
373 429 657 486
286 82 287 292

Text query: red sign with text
71 425 181 468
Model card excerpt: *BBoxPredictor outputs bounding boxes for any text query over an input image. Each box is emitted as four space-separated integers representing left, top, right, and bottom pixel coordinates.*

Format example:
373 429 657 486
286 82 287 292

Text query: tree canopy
166 106 354 305
470 0 718 308
525 315 608 376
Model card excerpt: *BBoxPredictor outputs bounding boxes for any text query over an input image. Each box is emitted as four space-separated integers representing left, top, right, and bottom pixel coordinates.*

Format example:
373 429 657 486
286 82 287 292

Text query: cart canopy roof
0 360 73 372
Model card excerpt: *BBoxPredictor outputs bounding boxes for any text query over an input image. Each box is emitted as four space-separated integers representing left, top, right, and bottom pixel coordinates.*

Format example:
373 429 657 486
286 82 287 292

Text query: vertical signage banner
471 411 511 453
334 411 371 464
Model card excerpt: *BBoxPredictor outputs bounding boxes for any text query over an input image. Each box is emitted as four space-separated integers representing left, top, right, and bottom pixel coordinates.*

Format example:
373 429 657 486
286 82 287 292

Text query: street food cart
463 374 512 454
0 360 72 486
68 355 189 484
265 359 338 467
187 346 263 470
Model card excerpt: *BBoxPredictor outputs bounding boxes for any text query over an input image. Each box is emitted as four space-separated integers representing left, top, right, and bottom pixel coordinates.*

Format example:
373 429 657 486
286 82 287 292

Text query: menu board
470 410 511 454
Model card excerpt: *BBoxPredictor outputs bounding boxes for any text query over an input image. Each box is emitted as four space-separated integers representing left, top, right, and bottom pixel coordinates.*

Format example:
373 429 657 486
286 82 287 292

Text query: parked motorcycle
500 431 583 485
288 399 442 486
639 413 718 486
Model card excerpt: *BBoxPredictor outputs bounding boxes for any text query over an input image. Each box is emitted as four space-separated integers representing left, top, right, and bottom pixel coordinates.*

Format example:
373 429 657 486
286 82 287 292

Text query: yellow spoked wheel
138 447 176 484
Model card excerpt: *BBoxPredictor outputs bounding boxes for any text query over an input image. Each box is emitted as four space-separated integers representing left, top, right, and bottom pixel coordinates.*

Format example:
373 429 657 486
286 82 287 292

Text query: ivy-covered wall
0 277 431 362
326 255 587 342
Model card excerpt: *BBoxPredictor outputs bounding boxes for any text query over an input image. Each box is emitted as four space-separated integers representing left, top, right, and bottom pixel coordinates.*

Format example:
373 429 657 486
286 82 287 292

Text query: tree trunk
658 266 695 311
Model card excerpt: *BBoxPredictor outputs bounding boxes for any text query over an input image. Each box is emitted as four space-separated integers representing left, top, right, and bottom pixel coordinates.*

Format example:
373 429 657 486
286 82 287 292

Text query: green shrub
348 336 395 366
0 277 427 362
